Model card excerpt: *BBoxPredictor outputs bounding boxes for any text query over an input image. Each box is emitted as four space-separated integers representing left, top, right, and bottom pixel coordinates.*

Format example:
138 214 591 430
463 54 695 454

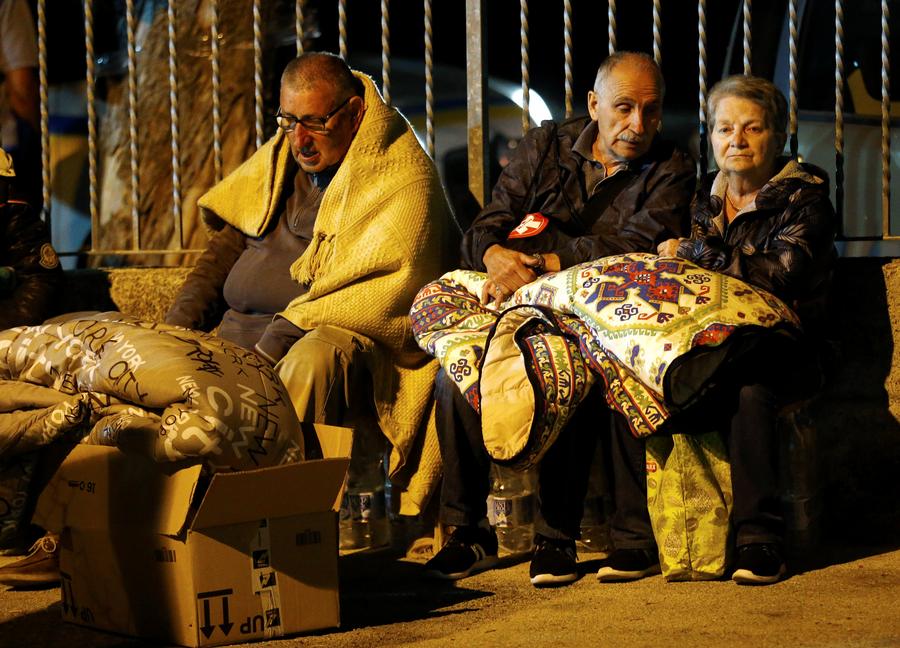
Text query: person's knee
276 331 347 389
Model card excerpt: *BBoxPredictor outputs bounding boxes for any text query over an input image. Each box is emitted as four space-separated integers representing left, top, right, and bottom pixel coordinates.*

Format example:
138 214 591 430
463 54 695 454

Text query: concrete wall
55 259 900 547
811 259 900 543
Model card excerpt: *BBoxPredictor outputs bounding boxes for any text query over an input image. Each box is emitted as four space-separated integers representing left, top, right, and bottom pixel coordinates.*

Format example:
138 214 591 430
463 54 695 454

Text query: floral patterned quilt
412 253 801 469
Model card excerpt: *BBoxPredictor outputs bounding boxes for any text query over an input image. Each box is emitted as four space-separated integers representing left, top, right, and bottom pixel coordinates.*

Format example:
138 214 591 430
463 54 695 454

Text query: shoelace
32 535 58 555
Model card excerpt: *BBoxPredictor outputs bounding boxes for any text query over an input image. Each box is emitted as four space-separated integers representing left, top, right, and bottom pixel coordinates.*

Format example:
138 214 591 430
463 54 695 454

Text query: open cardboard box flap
36 424 354 536
34 445 202 536
189 456 349 530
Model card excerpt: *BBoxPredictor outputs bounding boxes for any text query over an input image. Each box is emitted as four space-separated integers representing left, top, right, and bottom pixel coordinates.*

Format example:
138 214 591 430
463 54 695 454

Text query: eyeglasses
275 96 353 134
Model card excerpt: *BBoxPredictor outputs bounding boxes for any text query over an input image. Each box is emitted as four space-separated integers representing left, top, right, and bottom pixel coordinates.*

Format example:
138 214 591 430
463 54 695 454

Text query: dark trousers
608 382 785 550
435 368 601 541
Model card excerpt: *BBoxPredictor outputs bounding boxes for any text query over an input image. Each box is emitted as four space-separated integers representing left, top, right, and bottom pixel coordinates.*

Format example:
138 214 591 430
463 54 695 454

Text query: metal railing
19 0 899 264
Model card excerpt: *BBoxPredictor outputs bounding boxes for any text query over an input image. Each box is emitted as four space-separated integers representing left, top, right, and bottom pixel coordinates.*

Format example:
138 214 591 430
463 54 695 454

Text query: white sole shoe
424 554 499 580
596 563 661 582
732 562 786 585
530 571 578 587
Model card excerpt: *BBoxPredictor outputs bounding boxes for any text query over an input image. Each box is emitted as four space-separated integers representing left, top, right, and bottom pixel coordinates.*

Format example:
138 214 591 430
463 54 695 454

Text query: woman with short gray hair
606 75 837 586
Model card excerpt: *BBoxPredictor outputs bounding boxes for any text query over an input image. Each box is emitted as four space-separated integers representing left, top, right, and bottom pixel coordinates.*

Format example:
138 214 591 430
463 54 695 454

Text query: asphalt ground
1 538 899 648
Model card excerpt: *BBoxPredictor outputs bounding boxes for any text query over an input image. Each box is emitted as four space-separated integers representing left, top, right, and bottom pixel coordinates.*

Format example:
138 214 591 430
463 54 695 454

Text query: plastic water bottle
579 444 611 553
487 464 535 554
339 425 390 551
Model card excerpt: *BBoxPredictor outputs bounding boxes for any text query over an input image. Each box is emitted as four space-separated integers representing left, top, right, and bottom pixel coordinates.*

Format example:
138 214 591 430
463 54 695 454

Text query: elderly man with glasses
166 52 453 514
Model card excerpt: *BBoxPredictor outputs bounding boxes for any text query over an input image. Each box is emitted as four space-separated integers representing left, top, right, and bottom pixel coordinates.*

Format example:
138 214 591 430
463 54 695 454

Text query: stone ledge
57 266 193 323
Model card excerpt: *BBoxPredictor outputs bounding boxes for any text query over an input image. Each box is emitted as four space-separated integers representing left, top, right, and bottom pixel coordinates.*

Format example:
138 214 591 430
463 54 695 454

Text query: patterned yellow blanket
412 253 800 468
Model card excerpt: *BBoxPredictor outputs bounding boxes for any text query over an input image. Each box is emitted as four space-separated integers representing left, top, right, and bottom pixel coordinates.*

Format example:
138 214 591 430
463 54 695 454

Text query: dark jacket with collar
461 116 696 270
0 183 62 329
676 158 837 333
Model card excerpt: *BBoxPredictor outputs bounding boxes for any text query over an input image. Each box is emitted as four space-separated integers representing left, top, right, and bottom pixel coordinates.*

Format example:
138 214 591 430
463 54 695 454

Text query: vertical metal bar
211 0 223 183
788 0 798 157
37 0 49 218
167 0 182 248
84 0 99 251
608 0 617 55
520 0 530 135
563 0 573 119
126 0 140 249
339 0 348 60
424 0 435 158
652 0 662 67
835 0 845 231
743 0 752 75
253 0 263 149
698 0 708 176
381 0 391 106
466 0 489 208
881 0 891 236
296 0 305 55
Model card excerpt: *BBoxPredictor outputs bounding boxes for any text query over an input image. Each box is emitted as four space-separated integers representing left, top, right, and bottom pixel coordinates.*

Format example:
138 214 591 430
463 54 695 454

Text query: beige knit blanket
198 73 453 515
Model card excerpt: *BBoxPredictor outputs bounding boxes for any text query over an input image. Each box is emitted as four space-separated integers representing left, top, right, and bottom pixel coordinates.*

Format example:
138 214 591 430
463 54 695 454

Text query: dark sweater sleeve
165 225 247 330
0 203 63 329
254 316 306 364
553 150 697 268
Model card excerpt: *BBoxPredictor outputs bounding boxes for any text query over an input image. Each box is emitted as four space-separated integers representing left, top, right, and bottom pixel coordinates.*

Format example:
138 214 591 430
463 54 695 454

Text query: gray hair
707 75 788 135
593 51 665 101
281 51 364 99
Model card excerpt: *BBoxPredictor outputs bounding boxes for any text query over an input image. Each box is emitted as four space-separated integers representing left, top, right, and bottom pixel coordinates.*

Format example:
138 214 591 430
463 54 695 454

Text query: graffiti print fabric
0 313 303 470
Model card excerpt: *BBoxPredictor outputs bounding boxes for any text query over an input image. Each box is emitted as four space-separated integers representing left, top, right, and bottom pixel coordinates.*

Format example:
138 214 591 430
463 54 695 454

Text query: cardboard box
34 424 352 647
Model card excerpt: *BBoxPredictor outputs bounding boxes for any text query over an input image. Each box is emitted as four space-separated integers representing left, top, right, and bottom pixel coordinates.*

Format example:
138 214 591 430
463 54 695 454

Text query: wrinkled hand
481 244 543 307
656 238 682 257
480 278 510 309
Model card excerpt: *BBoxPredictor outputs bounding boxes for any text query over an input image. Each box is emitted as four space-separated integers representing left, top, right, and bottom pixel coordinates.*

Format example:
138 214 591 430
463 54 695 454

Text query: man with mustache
425 51 695 587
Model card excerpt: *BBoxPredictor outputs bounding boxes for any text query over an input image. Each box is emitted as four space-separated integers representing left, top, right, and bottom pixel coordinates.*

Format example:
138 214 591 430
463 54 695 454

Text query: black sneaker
529 535 577 587
0 533 60 590
423 525 499 580
732 543 786 585
596 548 660 582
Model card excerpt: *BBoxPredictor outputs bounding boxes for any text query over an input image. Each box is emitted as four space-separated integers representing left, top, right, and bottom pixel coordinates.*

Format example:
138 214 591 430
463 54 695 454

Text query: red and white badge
507 212 549 239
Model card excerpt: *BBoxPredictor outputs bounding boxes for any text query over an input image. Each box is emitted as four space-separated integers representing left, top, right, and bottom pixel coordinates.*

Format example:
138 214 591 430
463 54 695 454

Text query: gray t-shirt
218 169 323 350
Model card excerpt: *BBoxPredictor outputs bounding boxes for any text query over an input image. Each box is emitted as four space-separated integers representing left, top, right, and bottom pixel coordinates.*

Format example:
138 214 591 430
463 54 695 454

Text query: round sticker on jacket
507 212 549 239
39 243 60 269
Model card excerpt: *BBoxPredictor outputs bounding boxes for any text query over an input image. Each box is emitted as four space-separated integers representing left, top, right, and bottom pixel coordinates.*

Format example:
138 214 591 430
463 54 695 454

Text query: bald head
587 51 664 167
593 51 665 101
281 51 364 99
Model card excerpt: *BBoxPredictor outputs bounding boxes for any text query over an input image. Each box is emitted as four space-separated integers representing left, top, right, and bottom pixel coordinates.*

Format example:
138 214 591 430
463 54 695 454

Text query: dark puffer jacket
675 158 837 333
0 195 62 329
462 116 696 270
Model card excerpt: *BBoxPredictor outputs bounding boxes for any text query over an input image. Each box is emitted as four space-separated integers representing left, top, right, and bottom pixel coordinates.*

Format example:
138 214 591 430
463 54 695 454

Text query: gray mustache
618 131 645 144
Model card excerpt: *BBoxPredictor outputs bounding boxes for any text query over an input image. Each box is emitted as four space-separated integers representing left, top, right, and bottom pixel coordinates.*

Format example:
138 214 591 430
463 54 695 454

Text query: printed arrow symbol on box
200 599 215 639
219 596 234 635
198 589 234 638
197 589 234 639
